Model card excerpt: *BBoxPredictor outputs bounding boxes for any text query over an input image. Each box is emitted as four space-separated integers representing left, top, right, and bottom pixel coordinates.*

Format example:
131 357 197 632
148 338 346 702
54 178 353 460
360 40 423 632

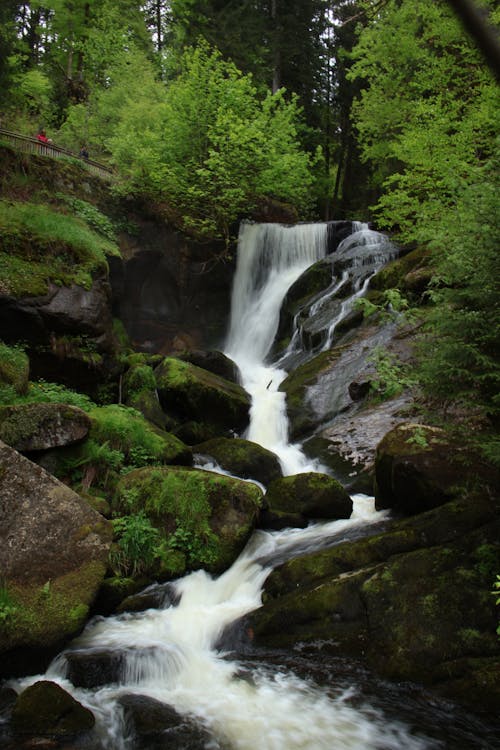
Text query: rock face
111 219 234 354
249 490 500 714
0 440 112 676
0 403 91 451
11 680 95 736
194 437 282 486
0 278 119 393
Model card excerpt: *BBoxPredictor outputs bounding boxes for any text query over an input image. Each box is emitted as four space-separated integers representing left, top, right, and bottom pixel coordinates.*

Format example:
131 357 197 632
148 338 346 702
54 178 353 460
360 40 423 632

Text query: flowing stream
6 221 498 749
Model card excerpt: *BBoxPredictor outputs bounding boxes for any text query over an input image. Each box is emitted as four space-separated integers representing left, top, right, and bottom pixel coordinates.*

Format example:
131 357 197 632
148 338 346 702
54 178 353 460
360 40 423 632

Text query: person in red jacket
37 129 49 143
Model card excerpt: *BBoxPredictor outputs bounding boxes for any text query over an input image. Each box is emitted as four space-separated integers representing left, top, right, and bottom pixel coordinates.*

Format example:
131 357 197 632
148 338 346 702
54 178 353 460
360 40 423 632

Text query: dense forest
1 0 499 459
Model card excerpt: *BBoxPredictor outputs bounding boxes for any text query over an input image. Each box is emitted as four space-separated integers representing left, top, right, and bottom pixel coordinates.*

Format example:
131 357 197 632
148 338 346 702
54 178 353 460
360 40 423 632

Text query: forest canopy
0 0 499 439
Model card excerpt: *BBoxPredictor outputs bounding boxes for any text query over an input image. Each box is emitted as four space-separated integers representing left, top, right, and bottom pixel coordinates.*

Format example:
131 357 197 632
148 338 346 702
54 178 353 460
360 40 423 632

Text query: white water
225 222 329 475
8 221 437 750
14 498 432 750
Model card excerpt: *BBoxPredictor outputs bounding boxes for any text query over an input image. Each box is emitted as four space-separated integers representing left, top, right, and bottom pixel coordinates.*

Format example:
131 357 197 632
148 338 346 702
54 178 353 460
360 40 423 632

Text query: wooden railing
0 127 114 181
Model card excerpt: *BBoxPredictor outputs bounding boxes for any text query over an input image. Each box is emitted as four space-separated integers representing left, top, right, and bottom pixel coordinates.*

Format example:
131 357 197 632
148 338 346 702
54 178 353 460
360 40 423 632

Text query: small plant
111 512 162 577
0 582 18 623
492 575 500 638
406 426 429 449
369 346 413 401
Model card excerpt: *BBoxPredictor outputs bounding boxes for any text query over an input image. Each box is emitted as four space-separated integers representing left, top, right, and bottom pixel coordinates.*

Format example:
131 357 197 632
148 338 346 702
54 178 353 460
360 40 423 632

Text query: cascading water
224 222 330 475
6 220 491 750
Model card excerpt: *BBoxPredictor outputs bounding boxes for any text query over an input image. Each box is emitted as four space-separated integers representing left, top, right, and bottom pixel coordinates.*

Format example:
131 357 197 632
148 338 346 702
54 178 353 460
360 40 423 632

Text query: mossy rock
114 465 263 575
123 364 174 430
265 472 352 520
369 245 432 301
374 422 473 514
0 341 29 394
250 490 500 713
154 357 250 435
11 680 95 736
0 440 112 671
88 404 192 467
194 437 282 486
276 258 336 344
0 402 91 451
178 349 241 384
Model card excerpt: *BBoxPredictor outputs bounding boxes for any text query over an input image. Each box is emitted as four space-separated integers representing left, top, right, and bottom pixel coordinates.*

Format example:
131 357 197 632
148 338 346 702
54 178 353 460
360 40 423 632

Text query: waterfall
6 221 447 750
225 222 329 476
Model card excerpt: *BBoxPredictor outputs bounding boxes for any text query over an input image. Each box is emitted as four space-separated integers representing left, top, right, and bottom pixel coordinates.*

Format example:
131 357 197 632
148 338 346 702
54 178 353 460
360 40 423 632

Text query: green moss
1 560 106 650
0 342 29 394
0 199 120 296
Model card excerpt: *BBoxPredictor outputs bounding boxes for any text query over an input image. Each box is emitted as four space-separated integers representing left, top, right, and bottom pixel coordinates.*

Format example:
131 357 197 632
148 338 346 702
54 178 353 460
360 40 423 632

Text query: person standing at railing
79 144 89 160
37 129 52 144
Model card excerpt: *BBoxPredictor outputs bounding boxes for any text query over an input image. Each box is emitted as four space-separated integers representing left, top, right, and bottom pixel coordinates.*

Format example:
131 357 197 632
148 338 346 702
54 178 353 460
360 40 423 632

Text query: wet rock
250 491 500 715
0 403 90 452
265 472 352 522
348 379 371 401
155 357 250 437
11 680 94 736
65 649 124 688
119 694 216 749
194 437 282 486
374 422 476 514
116 582 180 613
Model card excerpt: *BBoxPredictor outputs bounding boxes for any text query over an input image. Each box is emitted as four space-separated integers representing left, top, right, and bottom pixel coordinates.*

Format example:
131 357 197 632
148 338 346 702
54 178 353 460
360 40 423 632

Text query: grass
0 199 120 295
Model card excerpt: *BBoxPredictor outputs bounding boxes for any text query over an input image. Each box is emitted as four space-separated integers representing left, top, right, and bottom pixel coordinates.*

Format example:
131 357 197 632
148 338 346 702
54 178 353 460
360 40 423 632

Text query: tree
108 44 317 240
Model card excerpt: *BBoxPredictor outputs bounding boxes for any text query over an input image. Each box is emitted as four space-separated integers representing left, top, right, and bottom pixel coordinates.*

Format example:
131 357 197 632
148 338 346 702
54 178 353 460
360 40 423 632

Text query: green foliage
107 43 316 240
0 200 120 294
110 512 162 577
0 379 96 411
0 581 18 623
492 575 500 639
405 427 429 450
0 340 29 394
56 194 117 241
369 347 414 401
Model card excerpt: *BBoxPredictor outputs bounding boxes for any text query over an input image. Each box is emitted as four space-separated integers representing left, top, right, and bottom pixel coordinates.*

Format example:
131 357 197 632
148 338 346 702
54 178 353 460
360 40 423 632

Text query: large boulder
0 440 112 676
0 402 91 452
114 466 263 577
374 422 478 514
178 349 241 384
249 490 500 714
194 437 282 486
11 680 94 736
154 357 250 439
264 472 352 522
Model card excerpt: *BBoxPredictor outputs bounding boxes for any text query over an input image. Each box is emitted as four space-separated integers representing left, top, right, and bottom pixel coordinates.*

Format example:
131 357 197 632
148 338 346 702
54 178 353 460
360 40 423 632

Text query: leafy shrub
56 194 117 241
110 512 162 577
369 347 414 401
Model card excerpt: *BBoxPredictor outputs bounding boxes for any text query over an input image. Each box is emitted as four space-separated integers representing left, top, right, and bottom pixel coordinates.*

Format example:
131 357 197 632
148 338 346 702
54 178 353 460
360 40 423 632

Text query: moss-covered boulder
368 244 432 303
264 472 352 523
194 437 282 486
0 402 90 452
11 680 95 736
250 490 500 714
122 362 172 430
0 440 112 677
154 357 250 436
374 423 475 514
113 466 263 578
178 349 241 384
